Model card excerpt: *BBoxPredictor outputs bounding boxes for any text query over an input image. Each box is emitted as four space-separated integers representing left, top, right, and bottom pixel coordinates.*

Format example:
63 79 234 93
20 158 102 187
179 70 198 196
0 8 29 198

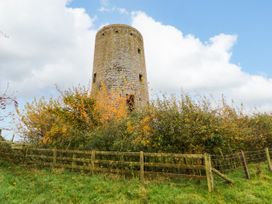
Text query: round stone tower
91 24 149 110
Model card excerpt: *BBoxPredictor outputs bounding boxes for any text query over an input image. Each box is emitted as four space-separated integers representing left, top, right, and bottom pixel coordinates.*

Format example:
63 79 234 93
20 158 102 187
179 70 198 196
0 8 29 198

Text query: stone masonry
91 24 149 109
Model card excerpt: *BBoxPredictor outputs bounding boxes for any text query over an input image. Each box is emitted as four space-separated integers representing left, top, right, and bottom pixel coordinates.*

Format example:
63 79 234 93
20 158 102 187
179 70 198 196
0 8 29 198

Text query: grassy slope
1 161 272 204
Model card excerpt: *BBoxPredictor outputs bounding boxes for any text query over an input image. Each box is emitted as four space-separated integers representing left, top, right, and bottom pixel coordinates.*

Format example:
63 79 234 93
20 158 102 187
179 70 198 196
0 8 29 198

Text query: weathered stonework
91 24 149 109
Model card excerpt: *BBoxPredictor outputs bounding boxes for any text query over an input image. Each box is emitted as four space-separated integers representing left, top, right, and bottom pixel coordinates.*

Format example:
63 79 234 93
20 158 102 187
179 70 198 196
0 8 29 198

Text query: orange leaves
18 87 98 146
141 115 152 136
18 85 272 153
127 112 154 148
126 121 134 133
93 82 128 122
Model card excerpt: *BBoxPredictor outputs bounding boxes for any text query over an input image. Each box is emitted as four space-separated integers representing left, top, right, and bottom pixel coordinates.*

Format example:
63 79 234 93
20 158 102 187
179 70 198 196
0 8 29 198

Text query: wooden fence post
204 153 214 192
140 151 144 182
91 150 96 174
265 148 272 171
24 147 28 164
120 153 124 175
72 153 76 171
240 151 250 179
52 148 57 169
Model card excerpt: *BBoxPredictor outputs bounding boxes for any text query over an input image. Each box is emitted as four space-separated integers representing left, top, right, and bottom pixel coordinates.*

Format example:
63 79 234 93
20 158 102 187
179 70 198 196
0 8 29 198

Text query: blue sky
70 0 272 77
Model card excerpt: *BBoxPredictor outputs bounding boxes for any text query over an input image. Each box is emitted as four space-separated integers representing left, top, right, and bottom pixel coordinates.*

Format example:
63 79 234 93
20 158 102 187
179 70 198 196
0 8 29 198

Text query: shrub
18 86 272 154
18 87 99 148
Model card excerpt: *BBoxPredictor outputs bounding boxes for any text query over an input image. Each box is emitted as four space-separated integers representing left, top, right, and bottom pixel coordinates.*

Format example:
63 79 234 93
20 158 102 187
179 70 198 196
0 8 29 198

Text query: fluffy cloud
0 0 96 98
131 12 272 111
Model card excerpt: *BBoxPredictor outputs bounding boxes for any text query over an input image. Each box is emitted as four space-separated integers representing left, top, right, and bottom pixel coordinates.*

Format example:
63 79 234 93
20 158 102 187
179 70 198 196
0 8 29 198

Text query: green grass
1 160 272 204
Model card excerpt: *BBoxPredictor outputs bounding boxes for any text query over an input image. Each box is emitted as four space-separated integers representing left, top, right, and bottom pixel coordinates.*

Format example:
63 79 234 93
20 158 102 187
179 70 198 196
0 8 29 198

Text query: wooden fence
211 148 272 179
0 142 233 192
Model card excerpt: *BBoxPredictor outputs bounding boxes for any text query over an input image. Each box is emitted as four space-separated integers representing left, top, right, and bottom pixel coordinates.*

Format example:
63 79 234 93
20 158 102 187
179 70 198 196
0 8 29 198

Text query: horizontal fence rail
6 142 272 191
0 147 207 179
211 149 270 172
0 142 219 191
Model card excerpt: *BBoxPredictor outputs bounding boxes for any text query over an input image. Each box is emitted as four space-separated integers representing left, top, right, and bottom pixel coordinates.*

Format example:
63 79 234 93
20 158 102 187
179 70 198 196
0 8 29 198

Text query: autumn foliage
18 86 272 154
93 83 128 122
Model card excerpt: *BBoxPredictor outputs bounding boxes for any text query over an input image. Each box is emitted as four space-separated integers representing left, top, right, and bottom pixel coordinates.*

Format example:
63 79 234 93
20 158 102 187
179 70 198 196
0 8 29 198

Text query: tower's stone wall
91 24 149 109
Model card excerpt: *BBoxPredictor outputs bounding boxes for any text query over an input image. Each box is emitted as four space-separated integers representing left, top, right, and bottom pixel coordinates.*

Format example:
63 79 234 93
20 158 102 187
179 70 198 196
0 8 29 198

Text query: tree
0 85 18 139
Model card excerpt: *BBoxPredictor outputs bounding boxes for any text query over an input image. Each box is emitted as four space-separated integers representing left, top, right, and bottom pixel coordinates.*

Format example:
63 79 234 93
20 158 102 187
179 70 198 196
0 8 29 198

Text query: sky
1 0 272 138
71 0 272 76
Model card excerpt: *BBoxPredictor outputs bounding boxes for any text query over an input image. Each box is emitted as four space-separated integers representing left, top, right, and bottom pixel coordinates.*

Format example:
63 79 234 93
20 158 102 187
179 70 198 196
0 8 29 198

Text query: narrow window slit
93 73 97 83
139 74 143 82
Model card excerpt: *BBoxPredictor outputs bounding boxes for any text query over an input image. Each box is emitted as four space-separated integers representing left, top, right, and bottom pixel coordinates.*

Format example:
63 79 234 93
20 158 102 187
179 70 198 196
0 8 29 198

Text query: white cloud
131 11 272 112
99 6 129 15
100 0 110 7
98 0 129 15
0 0 96 97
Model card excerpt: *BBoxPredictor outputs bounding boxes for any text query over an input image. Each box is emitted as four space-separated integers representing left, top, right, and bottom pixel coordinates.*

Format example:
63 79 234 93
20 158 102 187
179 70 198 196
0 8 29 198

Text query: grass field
1 160 272 204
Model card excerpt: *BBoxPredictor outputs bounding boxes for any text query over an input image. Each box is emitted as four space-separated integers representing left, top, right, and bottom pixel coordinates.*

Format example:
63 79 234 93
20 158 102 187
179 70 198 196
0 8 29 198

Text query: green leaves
19 86 272 154
19 86 98 148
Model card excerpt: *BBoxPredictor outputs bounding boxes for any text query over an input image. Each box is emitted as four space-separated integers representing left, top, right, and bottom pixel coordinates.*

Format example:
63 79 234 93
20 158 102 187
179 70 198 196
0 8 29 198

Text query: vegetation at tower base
17 86 272 154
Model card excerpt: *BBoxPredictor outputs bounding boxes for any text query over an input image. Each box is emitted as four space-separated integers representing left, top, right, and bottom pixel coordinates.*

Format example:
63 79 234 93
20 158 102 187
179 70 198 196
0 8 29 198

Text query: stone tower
91 24 149 110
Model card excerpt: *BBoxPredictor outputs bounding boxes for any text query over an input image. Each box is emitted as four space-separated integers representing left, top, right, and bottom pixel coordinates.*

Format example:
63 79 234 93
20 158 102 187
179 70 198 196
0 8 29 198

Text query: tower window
93 73 97 83
115 30 119 33
102 33 105 36
117 66 123 72
126 95 135 112
130 33 133 36
139 74 143 82
138 48 141 54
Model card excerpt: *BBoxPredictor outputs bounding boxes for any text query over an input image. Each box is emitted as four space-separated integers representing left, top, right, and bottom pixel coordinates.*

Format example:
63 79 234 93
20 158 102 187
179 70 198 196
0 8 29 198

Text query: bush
18 86 272 154
0 142 12 152
18 87 99 148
